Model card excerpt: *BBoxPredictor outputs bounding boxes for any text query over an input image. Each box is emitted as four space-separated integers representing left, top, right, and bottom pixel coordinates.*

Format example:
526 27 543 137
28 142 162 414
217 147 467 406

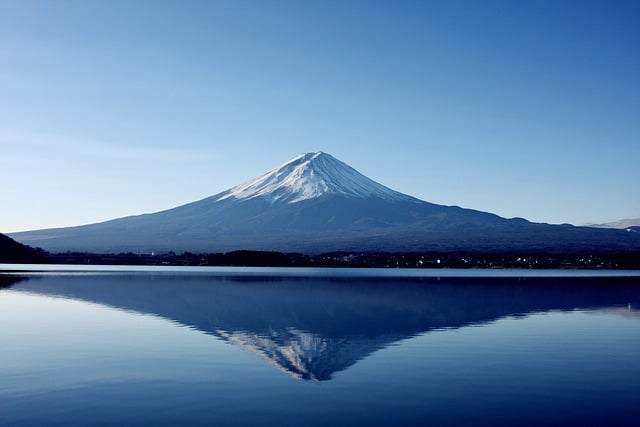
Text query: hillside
0 233 47 263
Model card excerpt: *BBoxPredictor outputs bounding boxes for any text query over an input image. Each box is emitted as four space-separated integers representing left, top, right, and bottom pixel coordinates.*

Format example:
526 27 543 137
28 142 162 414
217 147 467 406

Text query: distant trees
204 250 310 267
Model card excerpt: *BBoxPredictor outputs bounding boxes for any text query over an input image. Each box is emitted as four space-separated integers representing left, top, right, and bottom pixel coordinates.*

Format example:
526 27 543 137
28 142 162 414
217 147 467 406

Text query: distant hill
0 233 47 263
587 218 640 230
10 152 640 254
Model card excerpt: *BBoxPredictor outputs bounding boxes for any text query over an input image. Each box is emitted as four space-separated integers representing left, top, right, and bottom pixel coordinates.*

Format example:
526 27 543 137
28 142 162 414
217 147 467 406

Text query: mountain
0 233 47 263
9 152 640 253
7 273 640 380
587 218 640 230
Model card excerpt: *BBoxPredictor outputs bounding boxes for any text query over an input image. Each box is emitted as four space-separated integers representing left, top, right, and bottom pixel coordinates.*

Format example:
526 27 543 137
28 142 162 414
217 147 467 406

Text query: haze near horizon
2 0 639 232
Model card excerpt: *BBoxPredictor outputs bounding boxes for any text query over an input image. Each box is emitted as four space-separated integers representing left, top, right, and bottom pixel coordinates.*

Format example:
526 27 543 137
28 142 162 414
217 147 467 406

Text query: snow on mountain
217 151 415 204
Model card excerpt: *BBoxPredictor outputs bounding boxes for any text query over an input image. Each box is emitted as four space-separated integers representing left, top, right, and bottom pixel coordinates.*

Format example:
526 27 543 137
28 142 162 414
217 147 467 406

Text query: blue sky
2 0 639 232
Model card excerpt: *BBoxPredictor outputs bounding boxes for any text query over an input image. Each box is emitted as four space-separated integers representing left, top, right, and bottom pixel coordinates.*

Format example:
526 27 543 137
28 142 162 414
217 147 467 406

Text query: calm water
1 266 640 426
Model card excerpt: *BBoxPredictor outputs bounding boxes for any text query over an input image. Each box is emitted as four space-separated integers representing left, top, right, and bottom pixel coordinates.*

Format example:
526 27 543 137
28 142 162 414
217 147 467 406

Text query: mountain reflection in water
4 273 640 381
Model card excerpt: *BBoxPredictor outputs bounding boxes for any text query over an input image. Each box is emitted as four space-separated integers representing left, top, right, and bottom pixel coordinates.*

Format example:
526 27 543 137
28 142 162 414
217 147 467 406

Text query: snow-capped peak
217 151 414 204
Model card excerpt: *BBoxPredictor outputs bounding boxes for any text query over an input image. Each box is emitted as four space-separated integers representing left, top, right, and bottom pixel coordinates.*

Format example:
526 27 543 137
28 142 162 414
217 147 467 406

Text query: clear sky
2 0 639 232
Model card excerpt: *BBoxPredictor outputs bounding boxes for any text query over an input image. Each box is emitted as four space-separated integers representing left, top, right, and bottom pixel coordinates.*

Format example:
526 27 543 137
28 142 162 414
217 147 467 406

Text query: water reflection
0 275 23 288
3 274 640 380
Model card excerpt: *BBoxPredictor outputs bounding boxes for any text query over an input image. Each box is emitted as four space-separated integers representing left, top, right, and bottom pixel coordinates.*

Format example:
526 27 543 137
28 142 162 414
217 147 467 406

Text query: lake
1 266 639 426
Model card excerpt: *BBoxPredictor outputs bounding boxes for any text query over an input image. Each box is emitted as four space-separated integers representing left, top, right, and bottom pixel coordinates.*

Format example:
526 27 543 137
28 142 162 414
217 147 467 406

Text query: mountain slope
9 152 640 253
